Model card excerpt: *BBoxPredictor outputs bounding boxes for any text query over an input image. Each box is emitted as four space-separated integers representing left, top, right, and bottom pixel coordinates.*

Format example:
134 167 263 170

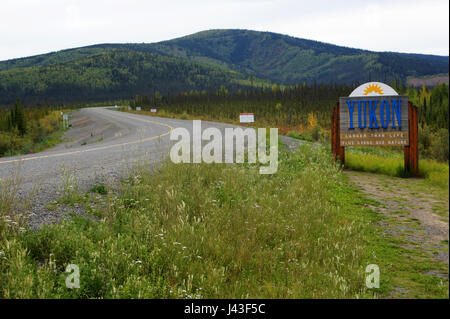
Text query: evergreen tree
14 98 27 135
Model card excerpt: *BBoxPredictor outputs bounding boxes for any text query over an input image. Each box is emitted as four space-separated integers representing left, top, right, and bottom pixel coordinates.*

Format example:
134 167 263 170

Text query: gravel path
0 107 303 228
346 171 449 264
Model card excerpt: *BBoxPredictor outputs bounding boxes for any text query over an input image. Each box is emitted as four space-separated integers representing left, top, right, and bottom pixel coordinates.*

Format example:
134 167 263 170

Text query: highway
0 107 301 227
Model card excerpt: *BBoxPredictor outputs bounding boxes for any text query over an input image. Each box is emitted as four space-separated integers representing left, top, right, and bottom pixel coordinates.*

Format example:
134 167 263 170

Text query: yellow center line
0 112 174 165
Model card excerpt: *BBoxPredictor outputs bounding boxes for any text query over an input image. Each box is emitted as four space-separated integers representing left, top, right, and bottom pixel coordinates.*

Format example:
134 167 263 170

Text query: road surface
0 107 302 228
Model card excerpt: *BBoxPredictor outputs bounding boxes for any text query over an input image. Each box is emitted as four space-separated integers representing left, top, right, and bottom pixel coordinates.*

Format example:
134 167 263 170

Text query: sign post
62 114 69 129
331 102 345 163
332 82 418 175
405 102 419 174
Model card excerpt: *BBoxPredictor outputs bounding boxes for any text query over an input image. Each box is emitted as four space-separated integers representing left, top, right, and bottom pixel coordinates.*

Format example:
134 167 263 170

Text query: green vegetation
363 207 448 298
129 83 449 163
0 50 261 106
148 29 448 84
345 150 449 188
410 83 449 130
344 170 448 298
0 29 448 107
129 83 350 129
90 184 108 195
0 146 380 298
0 28 447 300
1 145 447 298
0 101 67 157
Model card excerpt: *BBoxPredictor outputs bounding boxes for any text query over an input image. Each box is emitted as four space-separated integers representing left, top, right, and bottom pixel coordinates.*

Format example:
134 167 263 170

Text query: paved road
0 107 302 227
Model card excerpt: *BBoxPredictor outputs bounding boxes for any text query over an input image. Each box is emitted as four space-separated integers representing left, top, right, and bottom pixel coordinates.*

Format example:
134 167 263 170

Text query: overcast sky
1 0 448 61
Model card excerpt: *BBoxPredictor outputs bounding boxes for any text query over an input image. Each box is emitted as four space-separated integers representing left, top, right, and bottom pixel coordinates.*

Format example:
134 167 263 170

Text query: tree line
129 82 449 161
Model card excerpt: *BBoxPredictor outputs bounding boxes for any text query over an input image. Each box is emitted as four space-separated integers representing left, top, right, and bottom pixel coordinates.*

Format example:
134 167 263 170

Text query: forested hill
0 50 253 106
0 29 448 106
143 30 449 84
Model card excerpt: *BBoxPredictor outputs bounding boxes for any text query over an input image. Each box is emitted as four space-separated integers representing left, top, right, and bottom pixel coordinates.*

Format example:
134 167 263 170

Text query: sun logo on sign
363 83 384 96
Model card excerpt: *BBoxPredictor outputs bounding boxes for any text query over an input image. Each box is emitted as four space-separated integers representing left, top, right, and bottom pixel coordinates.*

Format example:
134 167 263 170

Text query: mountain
0 29 448 106
142 29 449 84
0 49 254 106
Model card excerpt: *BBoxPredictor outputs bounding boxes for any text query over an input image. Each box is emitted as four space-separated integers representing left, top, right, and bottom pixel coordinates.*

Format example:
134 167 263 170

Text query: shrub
431 128 449 162
90 184 108 195
179 111 188 120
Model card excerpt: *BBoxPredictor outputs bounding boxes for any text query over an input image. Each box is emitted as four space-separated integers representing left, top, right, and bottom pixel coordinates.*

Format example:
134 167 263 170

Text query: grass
90 184 108 195
286 131 315 143
345 148 449 188
0 145 381 298
363 209 449 298
343 169 449 298
1 144 447 298
121 106 448 187
59 166 83 205
23 128 68 155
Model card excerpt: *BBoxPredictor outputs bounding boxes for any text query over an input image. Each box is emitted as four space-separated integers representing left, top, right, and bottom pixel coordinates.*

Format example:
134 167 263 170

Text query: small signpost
151 109 157 113
332 82 418 175
136 107 142 111
240 113 254 123
62 114 69 129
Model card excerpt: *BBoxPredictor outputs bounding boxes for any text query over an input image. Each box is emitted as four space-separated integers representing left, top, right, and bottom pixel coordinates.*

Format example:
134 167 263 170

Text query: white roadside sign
151 109 157 113
239 113 254 123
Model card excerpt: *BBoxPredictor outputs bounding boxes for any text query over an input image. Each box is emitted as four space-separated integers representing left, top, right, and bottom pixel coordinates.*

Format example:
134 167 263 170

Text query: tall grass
345 149 449 188
0 146 374 298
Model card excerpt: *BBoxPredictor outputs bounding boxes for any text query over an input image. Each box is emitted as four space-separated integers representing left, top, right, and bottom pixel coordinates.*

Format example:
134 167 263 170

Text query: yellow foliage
308 112 318 128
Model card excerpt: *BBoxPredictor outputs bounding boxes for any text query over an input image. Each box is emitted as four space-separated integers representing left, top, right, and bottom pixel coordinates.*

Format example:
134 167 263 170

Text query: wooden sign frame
331 101 418 175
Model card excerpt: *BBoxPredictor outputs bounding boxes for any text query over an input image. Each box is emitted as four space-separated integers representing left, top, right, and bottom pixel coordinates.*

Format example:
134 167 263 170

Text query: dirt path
345 170 449 297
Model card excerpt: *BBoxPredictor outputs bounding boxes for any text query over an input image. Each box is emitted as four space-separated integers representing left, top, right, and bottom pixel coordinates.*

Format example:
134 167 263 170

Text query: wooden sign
332 82 418 175
339 95 409 146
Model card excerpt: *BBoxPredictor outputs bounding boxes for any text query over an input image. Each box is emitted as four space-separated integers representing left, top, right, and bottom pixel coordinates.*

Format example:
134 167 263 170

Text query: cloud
0 0 448 60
